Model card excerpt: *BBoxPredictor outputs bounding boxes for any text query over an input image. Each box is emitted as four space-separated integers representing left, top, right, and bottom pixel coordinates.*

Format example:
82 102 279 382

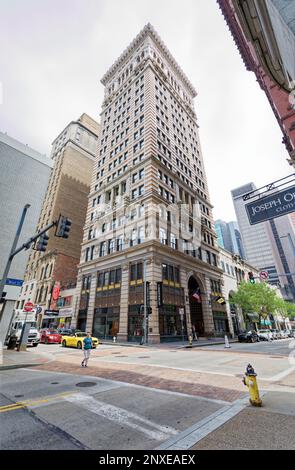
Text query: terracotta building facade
72 24 225 343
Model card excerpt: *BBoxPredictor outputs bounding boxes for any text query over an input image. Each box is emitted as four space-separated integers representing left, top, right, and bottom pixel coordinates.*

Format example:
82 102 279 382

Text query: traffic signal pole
0 204 31 344
0 211 65 345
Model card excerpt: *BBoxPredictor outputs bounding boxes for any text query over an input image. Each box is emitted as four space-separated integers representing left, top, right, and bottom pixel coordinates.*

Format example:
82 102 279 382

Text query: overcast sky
0 0 291 221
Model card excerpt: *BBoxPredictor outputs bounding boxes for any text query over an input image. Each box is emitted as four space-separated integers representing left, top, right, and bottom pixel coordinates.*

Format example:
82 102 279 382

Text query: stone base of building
147 334 160 344
116 333 128 343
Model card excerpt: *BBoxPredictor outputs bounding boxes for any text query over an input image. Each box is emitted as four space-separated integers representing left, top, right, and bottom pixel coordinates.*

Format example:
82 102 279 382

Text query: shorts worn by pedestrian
81 333 92 367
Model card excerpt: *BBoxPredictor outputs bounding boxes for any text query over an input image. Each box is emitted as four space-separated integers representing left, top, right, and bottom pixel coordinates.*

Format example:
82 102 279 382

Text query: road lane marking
0 391 76 413
64 393 179 441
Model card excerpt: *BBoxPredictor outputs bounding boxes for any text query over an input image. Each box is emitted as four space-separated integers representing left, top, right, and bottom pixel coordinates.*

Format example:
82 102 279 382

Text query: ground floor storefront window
92 307 119 339
213 312 229 336
128 305 144 343
159 305 187 342
77 310 87 332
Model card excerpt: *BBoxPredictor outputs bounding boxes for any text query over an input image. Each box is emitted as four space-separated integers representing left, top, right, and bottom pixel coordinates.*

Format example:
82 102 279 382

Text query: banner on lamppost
245 185 295 225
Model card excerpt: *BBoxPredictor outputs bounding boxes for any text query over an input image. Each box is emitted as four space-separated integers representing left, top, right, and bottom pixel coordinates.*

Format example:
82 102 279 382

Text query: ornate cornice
101 23 197 97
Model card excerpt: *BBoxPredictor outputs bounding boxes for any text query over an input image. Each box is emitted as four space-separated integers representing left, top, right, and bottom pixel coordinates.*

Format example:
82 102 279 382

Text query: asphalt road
201 338 294 356
0 368 225 450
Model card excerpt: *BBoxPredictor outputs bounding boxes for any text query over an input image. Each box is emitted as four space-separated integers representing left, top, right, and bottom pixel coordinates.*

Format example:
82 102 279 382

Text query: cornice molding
101 23 197 97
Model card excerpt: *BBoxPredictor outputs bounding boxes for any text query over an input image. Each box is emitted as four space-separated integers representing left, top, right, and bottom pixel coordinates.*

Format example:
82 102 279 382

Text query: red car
39 329 62 344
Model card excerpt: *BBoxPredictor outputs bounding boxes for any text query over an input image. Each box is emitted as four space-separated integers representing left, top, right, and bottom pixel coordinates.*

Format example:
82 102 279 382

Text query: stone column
147 256 161 344
71 273 82 329
117 262 129 342
85 272 97 334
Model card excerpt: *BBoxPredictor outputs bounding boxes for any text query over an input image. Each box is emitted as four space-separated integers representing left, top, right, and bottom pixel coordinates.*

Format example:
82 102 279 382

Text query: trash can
7 335 18 350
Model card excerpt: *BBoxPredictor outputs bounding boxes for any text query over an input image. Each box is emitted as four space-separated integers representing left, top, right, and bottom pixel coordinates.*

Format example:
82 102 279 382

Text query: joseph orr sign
245 185 295 225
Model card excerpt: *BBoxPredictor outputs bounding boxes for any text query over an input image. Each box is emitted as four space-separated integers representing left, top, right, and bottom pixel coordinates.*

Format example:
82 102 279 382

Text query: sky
0 0 292 221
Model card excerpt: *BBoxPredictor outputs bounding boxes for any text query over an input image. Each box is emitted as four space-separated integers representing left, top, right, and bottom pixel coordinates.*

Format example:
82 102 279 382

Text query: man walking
81 332 92 367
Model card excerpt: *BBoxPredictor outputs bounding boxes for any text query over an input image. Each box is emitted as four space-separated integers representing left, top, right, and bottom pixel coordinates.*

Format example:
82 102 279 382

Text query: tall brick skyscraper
17 114 100 326
73 25 227 342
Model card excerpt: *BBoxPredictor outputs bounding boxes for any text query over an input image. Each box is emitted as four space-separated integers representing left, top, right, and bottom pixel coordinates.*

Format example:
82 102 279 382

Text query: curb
0 363 41 371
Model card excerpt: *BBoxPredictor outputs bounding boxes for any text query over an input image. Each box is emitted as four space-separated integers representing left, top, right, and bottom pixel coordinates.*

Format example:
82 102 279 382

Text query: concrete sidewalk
0 348 54 370
100 337 238 349
191 390 295 450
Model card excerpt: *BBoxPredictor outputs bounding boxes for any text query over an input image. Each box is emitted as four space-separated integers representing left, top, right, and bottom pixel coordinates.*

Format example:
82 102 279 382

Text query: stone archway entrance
188 276 204 336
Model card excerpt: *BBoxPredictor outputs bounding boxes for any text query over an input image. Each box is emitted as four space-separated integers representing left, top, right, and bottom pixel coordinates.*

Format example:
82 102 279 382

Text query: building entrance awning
246 313 259 323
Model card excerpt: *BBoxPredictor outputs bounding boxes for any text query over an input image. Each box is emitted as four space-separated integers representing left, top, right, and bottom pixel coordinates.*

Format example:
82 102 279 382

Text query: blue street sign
5 278 24 287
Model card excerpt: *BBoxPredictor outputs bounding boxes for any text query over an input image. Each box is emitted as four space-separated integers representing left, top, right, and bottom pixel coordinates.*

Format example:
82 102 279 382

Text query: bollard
242 364 262 407
188 335 193 348
224 335 231 348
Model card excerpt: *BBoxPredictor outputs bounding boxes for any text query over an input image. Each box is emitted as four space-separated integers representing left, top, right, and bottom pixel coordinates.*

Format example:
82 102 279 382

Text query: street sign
23 301 34 312
245 184 295 225
259 271 269 280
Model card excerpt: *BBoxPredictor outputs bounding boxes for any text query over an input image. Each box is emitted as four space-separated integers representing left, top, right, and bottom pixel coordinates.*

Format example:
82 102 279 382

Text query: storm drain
14 395 24 398
51 382 59 384
76 382 97 388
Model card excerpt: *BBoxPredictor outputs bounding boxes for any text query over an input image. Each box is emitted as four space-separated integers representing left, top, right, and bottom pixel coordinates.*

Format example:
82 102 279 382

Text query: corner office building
73 24 226 343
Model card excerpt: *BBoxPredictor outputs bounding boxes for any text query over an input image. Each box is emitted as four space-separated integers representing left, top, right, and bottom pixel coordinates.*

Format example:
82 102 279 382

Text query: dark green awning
246 313 259 323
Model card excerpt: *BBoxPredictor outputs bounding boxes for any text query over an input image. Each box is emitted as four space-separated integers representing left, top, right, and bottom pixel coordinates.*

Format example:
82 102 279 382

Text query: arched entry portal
188 276 204 336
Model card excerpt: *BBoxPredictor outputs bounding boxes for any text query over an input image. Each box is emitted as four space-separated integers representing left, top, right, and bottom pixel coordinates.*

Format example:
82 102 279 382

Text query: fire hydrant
242 364 262 407
188 335 193 348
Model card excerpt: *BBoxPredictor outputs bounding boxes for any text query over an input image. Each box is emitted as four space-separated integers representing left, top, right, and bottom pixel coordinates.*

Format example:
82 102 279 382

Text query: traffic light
248 272 255 284
139 305 152 315
35 233 49 252
55 215 72 238
0 291 7 304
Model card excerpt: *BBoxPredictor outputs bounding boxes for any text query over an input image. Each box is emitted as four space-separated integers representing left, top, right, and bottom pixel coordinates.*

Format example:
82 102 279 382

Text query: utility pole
0 205 30 345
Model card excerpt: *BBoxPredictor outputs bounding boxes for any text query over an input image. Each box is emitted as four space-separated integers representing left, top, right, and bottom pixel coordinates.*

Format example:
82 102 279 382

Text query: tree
230 281 279 325
275 298 295 319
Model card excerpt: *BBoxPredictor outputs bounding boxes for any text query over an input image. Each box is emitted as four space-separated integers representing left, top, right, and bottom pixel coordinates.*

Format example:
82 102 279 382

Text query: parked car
61 331 99 349
270 329 280 340
281 330 291 339
258 329 273 341
238 330 259 343
57 328 78 336
40 329 62 344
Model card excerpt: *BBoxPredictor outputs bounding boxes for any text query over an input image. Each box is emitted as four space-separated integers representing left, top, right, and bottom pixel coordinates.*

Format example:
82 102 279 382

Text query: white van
6 310 40 347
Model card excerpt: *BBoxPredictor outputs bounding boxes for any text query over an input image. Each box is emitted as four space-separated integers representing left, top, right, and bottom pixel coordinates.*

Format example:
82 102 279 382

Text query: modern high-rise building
215 219 245 259
72 24 226 343
17 114 100 327
0 131 53 343
231 182 295 301
217 0 295 167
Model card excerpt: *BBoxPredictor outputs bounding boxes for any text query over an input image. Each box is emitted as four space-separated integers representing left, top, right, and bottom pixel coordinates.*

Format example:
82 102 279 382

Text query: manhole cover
137 356 150 358
112 352 121 354
117 355 128 358
51 382 59 384
14 395 24 398
76 382 97 388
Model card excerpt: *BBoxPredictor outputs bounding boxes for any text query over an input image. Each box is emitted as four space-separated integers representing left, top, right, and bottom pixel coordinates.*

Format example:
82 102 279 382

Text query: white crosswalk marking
65 393 179 441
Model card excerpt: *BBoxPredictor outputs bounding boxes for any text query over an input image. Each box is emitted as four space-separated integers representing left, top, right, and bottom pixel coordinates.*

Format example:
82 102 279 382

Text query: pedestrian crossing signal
248 272 255 284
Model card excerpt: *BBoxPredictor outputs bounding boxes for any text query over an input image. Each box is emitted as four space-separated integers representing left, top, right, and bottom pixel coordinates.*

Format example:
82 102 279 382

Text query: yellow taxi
61 331 99 349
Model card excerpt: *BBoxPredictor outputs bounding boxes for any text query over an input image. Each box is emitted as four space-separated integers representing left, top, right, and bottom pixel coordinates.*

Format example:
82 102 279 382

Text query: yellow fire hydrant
242 364 262 407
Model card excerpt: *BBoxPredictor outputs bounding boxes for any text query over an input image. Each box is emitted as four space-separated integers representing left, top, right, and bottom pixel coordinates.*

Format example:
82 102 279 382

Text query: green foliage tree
230 281 279 324
275 298 295 319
